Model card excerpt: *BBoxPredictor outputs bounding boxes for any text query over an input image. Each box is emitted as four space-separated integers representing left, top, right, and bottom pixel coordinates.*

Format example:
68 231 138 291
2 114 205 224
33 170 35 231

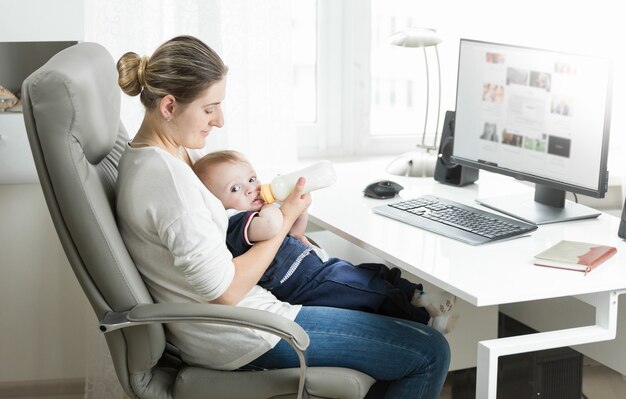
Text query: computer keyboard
372 195 538 245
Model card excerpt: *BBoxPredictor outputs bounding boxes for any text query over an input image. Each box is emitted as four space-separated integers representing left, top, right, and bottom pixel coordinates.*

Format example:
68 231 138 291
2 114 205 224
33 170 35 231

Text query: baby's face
208 161 265 211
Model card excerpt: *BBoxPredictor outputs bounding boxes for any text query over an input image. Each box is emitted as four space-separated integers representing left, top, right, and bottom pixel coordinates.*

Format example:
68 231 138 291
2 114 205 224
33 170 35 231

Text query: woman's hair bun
116 52 149 97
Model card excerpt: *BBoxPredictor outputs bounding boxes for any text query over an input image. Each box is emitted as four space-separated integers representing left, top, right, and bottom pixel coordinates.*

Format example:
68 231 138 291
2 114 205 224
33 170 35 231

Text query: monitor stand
476 184 601 225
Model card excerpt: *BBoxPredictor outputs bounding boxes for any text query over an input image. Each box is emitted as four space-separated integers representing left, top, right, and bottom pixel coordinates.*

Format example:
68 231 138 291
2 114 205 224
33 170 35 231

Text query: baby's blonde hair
193 150 250 189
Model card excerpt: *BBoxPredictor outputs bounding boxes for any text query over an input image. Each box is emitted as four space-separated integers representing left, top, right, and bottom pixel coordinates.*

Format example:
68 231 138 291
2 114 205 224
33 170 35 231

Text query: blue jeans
247 306 450 399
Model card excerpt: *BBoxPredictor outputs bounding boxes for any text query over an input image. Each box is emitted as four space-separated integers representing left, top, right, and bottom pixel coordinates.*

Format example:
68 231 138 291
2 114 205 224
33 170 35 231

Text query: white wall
0 0 89 385
0 184 89 383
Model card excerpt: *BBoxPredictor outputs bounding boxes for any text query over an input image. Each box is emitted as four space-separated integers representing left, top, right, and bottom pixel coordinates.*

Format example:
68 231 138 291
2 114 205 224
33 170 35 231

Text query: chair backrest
22 42 174 398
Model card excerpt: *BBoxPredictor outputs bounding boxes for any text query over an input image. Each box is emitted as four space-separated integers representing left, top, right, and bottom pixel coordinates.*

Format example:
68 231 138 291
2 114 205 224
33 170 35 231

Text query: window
296 0 625 188
370 2 438 142
296 0 422 158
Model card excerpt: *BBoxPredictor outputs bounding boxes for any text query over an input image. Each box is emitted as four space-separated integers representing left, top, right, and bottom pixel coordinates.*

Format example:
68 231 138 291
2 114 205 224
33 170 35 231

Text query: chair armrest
100 302 311 399
100 302 309 351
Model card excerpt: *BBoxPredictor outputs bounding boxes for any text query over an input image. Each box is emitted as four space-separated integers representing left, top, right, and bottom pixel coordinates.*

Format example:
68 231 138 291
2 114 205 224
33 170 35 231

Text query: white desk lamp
386 27 442 177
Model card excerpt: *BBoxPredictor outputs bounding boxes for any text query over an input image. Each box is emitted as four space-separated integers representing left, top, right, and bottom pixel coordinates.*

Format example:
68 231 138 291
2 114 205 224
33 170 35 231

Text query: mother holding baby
115 34 450 399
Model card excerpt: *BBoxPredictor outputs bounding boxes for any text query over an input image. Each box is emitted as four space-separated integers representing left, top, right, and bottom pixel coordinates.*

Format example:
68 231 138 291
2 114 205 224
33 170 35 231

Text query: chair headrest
24 42 121 164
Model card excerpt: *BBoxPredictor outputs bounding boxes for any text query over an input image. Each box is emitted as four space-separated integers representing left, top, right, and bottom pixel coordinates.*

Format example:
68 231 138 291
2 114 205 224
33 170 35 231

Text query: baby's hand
292 234 313 247
248 204 283 242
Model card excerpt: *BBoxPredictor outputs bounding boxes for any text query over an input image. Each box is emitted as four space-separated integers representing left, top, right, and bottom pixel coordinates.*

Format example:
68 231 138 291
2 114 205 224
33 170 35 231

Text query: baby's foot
412 291 457 317
428 314 459 335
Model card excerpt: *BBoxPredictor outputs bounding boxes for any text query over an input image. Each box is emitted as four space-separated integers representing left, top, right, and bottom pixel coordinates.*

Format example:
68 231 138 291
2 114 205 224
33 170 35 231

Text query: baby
193 150 458 333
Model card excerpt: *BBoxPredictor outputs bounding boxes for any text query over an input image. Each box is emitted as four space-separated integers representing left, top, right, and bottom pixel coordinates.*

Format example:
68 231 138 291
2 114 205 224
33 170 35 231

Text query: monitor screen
451 39 613 224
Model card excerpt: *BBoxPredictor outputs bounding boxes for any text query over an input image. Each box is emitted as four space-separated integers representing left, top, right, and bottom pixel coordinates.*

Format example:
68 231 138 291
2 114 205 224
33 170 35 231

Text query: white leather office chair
22 42 375 399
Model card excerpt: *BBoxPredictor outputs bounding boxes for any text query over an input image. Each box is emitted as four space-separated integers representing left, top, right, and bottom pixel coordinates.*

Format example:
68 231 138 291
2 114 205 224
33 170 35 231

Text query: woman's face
172 78 226 149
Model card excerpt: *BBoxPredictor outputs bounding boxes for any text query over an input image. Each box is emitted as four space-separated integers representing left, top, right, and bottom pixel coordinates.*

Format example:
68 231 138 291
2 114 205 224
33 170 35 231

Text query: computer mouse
363 180 404 199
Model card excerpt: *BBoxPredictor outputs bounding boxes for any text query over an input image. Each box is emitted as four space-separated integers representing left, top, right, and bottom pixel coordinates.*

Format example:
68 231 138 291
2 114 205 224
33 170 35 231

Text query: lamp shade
389 27 441 48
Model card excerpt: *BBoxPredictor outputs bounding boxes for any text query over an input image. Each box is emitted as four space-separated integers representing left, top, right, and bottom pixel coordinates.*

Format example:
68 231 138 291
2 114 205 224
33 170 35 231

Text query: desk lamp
386 27 442 177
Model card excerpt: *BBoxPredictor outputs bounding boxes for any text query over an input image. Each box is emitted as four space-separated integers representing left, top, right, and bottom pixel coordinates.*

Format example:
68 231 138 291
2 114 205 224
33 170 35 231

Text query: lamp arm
422 47 430 148
433 45 442 149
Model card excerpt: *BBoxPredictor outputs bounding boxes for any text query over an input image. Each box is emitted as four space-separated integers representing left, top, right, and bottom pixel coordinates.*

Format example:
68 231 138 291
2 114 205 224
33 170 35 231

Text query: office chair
22 42 375 399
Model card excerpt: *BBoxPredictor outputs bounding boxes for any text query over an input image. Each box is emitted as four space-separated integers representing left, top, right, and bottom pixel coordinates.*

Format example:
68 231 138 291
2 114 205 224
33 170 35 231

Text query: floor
440 356 626 399
579 357 626 399
4 356 626 398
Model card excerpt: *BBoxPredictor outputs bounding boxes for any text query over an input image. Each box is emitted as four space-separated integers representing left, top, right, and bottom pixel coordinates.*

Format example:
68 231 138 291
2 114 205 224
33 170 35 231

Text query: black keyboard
372 195 537 245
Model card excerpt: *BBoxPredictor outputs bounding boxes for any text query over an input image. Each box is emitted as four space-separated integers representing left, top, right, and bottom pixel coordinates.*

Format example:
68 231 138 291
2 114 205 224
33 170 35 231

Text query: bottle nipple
260 184 276 204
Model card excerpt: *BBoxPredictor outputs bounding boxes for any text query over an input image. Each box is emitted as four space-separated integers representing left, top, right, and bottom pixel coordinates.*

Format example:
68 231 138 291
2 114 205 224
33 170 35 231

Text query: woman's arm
212 177 311 305
246 204 283 242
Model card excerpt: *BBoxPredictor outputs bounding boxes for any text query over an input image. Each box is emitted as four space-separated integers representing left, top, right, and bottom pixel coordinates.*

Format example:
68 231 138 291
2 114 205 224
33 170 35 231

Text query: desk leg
475 290 625 399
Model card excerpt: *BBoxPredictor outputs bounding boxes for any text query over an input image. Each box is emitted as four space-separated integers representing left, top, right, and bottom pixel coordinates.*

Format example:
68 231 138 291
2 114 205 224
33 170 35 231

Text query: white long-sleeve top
116 145 300 370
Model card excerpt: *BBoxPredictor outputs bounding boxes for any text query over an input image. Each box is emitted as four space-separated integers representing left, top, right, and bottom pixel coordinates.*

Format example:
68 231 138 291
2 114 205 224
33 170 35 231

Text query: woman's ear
159 94 176 122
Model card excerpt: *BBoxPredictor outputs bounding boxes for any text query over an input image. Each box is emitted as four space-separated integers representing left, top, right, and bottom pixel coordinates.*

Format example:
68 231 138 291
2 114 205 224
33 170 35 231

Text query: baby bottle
260 160 337 204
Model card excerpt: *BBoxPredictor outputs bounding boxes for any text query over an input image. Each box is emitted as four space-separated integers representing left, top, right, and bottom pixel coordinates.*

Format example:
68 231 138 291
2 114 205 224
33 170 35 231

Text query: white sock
428 314 459 335
412 291 457 317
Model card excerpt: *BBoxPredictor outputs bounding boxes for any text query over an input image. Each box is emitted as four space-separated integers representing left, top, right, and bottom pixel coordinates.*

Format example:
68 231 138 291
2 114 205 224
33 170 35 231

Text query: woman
115 35 450 398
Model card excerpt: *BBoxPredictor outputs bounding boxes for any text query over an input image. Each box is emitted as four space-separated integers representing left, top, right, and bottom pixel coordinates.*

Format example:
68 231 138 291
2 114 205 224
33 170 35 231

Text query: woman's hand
280 177 311 226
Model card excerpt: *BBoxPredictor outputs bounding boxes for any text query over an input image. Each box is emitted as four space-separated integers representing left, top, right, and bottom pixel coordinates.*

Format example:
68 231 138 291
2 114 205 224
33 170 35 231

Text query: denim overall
227 211 429 325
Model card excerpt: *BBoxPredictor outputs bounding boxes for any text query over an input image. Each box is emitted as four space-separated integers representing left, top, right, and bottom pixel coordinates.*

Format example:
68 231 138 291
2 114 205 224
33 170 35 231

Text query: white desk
307 158 626 398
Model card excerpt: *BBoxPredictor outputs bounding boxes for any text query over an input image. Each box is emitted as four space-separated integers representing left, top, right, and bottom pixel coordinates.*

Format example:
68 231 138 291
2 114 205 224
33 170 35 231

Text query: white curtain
85 0 298 173
83 1 297 397
218 1 298 177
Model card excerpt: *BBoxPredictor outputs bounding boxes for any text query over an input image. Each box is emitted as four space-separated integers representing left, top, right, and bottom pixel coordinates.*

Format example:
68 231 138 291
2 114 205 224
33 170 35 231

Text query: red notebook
533 240 617 275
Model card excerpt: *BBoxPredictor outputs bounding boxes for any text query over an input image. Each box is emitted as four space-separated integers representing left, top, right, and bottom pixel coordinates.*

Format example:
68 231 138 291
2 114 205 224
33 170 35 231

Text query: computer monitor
451 39 613 225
